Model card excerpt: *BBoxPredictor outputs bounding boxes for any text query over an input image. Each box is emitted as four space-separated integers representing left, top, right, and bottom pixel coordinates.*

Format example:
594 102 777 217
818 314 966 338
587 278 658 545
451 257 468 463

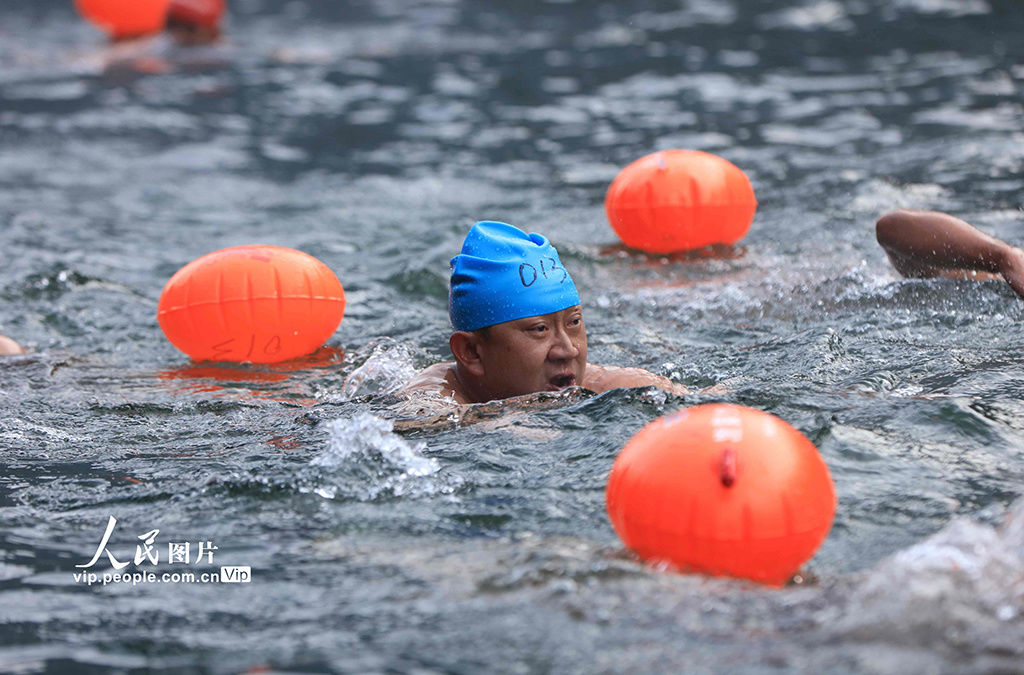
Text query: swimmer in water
0 334 24 355
101 0 224 45
165 0 225 46
96 0 226 74
400 221 690 404
876 210 1024 299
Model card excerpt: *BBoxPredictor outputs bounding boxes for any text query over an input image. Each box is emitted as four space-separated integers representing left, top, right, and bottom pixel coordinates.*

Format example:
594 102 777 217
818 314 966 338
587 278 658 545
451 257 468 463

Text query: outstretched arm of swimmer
876 210 1024 299
397 361 692 404
583 364 690 396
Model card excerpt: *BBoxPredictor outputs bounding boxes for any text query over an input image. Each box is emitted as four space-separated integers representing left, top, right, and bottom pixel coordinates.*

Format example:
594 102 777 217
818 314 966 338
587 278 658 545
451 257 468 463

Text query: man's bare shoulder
583 363 689 396
395 361 469 404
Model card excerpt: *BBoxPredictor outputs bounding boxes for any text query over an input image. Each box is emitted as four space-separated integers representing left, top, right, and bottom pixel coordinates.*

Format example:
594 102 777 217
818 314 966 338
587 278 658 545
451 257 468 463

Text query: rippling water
2 0 1023 672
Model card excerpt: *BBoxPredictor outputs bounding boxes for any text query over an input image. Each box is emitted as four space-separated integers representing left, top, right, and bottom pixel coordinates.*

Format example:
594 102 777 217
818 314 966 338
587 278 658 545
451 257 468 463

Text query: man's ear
450 331 485 376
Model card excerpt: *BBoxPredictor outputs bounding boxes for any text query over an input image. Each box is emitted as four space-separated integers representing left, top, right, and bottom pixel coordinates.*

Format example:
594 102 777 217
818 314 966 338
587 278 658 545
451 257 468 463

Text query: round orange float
74 0 172 39
606 403 835 586
157 245 346 364
604 149 757 253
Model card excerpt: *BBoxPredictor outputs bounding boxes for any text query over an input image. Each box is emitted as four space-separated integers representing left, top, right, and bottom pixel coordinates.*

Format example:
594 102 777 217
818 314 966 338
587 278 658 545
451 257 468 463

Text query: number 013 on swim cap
157 245 346 364
606 404 836 586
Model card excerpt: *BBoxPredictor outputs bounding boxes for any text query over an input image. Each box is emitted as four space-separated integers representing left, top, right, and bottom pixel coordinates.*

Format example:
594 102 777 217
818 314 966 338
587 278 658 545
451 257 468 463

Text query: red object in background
74 0 172 39
605 149 757 254
167 0 225 27
157 246 346 364
606 403 836 586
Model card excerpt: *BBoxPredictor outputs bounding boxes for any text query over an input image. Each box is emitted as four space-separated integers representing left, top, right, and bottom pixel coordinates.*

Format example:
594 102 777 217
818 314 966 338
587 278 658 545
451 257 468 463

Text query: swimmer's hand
1000 246 1024 300
695 382 729 396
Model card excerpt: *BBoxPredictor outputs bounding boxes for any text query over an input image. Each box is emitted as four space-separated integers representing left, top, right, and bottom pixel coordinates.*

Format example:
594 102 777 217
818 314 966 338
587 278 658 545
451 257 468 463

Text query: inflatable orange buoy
606 403 835 586
604 149 757 253
74 0 172 39
157 246 346 364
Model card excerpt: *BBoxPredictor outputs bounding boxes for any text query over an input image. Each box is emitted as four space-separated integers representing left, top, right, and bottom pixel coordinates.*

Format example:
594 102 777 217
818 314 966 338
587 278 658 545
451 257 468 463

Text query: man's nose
548 328 580 360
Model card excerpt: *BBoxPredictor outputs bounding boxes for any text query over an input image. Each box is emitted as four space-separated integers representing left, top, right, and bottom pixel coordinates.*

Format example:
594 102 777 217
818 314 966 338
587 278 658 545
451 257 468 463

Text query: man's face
475 305 588 400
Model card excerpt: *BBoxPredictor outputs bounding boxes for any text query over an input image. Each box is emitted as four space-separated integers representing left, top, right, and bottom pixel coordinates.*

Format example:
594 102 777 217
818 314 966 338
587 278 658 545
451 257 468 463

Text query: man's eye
531 325 547 332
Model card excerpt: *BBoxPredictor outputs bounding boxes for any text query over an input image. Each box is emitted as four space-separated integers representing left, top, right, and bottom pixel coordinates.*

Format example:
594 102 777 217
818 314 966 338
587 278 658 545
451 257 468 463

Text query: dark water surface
2 0 1024 672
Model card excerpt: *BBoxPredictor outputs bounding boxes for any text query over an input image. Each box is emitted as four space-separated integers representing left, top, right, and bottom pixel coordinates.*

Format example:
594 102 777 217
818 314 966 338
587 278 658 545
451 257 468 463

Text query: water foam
826 499 1024 656
337 338 422 401
305 413 456 501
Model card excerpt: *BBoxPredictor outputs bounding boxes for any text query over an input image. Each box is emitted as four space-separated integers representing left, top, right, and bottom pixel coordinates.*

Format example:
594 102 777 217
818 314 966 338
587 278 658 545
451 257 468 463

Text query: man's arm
876 210 1024 298
583 364 689 396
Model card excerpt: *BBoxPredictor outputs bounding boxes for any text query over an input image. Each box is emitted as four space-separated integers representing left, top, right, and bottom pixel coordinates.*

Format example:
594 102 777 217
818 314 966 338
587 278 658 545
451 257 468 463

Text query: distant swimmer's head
166 0 225 44
448 221 587 402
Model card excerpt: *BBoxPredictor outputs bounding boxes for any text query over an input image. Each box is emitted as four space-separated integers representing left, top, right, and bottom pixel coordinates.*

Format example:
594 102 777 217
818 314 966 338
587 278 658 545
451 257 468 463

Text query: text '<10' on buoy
606 403 836 586
157 245 346 364
74 0 172 39
604 149 757 254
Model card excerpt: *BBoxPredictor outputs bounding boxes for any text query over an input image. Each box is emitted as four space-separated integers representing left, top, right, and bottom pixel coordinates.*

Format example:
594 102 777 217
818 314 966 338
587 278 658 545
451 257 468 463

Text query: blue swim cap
449 221 581 332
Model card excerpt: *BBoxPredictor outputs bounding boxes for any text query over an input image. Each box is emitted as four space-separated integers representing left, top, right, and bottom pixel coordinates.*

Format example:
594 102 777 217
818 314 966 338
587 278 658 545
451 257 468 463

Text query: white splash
307 413 453 501
827 499 1024 652
339 338 421 401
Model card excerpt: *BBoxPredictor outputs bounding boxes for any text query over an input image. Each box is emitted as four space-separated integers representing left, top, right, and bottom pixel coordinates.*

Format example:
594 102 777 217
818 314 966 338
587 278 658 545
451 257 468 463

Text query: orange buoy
74 0 172 39
606 403 836 586
157 245 346 364
604 149 757 253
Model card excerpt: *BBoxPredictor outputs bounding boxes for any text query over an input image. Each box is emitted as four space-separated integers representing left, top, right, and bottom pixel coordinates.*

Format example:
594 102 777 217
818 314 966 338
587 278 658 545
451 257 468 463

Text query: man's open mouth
550 374 576 389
